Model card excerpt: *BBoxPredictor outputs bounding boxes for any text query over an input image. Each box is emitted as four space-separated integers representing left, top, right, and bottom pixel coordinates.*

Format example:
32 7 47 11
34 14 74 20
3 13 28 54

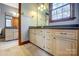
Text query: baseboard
29 41 54 56
20 40 30 45
20 40 54 56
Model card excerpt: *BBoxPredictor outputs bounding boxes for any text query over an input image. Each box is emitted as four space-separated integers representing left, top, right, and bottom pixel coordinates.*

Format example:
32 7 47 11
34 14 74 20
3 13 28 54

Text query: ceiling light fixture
38 4 46 11
41 4 44 8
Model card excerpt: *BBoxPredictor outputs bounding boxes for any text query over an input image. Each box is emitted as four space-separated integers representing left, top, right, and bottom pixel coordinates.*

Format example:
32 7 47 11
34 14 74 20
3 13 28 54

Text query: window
49 3 75 22
5 15 12 27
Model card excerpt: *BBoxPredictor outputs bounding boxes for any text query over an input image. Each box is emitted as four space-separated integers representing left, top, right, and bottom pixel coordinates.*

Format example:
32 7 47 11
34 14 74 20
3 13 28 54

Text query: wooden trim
18 3 30 45
29 41 54 56
20 40 30 45
49 17 76 23
18 3 21 45
77 30 79 56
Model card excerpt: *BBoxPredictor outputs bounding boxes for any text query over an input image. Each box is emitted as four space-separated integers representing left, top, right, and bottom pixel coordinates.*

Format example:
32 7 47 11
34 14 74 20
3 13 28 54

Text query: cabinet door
71 40 77 56
36 29 45 49
5 29 14 40
45 29 56 55
55 30 77 39
13 29 18 39
29 29 37 44
45 38 56 55
36 35 45 49
55 38 73 56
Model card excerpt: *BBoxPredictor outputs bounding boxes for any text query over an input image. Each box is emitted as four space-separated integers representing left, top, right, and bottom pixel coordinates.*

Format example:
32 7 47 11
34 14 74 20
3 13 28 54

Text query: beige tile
0 40 50 56
24 43 50 56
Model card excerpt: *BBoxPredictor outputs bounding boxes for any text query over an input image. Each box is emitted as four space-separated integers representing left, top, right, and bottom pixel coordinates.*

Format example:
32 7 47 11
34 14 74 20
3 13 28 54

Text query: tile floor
0 40 50 56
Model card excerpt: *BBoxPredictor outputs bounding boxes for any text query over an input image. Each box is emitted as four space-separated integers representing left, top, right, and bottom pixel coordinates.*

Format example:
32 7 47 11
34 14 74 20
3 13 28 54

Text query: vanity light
40 8 43 11
41 4 44 8
43 6 46 10
38 7 40 10
38 4 46 11
31 11 37 18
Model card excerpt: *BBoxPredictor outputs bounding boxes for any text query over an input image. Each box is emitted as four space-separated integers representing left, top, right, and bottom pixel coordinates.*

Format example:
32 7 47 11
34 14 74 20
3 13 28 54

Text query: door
29 29 37 44
45 29 56 55
36 29 45 49
71 40 77 56
13 29 18 40
5 29 14 41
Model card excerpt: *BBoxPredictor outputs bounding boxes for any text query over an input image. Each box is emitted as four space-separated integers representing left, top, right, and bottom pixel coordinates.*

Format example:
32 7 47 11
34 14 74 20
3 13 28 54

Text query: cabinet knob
53 37 56 39
60 33 67 35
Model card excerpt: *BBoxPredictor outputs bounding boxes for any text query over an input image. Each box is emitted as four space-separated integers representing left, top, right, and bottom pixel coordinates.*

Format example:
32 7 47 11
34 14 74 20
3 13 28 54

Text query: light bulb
43 6 46 10
41 4 44 8
41 9 43 11
38 7 40 10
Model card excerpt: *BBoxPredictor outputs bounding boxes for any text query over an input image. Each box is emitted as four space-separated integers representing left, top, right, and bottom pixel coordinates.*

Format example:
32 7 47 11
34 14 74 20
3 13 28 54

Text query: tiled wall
21 3 49 42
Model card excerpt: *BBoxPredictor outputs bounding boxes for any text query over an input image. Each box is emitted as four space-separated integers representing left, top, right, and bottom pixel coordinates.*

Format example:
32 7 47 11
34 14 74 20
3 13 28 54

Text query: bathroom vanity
29 25 79 56
5 27 18 41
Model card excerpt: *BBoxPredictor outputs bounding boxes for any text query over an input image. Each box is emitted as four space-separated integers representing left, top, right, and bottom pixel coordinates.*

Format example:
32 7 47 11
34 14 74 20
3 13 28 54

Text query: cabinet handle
53 37 56 39
60 33 67 35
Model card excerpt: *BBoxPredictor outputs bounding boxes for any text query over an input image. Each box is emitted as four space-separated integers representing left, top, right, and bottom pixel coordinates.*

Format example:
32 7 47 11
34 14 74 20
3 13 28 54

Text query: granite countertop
29 24 79 29
5 27 17 29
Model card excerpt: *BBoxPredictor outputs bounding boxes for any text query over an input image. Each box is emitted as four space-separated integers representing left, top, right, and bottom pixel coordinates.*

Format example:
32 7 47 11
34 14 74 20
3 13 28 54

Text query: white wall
0 3 18 29
3 3 18 9
21 3 37 42
21 16 32 41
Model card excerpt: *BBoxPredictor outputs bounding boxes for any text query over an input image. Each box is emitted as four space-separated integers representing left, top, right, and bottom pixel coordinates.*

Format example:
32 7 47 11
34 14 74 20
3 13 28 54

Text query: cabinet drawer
14 32 18 39
55 30 77 39
55 39 72 56
5 33 13 37
29 29 78 56
5 36 14 40
45 38 56 55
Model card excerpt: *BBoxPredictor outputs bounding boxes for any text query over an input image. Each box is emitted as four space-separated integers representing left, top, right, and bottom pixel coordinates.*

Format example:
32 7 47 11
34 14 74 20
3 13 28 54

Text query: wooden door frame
18 3 21 45
18 3 30 45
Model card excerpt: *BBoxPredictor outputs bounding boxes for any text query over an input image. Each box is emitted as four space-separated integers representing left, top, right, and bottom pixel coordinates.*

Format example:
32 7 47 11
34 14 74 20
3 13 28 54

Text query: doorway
0 3 19 50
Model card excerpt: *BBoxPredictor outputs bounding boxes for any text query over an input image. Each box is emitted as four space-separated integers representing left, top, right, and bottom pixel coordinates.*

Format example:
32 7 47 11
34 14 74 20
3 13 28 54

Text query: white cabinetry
29 28 79 56
29 29 37 44
5 28 18 41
